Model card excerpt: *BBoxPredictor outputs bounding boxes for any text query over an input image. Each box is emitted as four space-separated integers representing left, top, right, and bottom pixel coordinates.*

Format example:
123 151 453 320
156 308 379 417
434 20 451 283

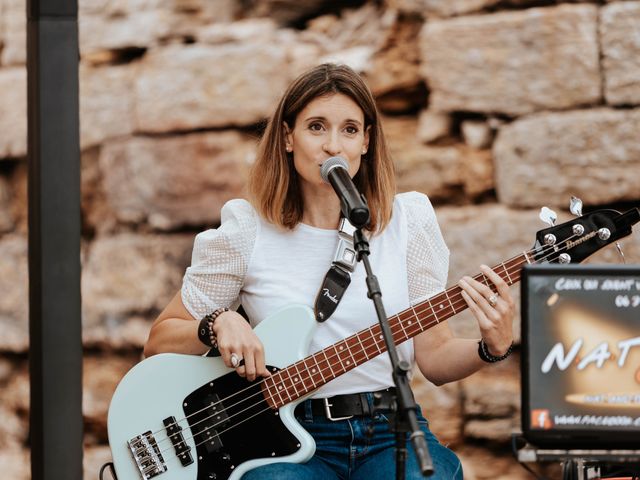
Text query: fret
356 332 368 361
310 354 326 384
272 376 285 406
397 315 408 341
261 379 275 408
274 373 289 404
343 340 357 367
370 327 382 354
428 300 438 324
502 262 513 285
445 290 455 314
322 349 335 378
333 345 346 372
297 359 315 391
523 251 532 264
287 367 301 398
349 335 365 364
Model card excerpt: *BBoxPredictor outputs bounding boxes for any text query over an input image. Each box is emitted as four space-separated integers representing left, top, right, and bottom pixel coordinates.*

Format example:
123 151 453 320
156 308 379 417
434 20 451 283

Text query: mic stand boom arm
353 229 434 479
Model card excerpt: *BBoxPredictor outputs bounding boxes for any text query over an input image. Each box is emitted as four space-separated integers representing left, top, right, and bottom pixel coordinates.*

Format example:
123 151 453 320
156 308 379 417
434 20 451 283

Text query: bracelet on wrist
197 307 229 348
478 338 513 363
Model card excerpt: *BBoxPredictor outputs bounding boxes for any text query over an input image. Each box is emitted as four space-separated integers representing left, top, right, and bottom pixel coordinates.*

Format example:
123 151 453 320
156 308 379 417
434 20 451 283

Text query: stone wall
1 0 639 477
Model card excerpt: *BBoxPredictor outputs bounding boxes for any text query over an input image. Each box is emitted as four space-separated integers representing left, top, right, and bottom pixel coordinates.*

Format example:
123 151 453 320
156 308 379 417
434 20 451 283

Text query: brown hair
248 63 396 232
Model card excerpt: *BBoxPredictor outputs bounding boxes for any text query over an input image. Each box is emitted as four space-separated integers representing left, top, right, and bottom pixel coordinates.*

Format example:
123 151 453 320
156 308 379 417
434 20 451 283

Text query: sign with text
521 264 640 448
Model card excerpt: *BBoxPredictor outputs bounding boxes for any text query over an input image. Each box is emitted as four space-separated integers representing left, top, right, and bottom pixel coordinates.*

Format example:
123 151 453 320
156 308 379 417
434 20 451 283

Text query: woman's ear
283 122 293 152
363 125 371 154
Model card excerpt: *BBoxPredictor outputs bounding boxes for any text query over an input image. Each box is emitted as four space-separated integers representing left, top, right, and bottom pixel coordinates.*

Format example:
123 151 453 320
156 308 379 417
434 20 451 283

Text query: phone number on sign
615 295 640 308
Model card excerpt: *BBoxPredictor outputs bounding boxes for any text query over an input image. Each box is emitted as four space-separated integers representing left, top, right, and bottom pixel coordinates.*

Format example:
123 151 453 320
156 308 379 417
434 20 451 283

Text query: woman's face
285 93 370 196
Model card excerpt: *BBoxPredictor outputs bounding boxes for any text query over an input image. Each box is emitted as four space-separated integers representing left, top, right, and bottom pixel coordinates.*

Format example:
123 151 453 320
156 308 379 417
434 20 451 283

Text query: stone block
388 0 535 17
0 175 13 232
0 67 26 158
601 1 640 106
79 0 235 55
80 64 135 148
494 108 640 208
134 44 289 132
0 234 27 351
416 109 452 143
385 115 494 201
420 4 601 115
81 233 194 328
1 0 26 66
99 131 256 229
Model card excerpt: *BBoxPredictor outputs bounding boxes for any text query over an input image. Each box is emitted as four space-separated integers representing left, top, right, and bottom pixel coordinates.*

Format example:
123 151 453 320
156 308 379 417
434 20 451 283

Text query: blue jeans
242 394 463 480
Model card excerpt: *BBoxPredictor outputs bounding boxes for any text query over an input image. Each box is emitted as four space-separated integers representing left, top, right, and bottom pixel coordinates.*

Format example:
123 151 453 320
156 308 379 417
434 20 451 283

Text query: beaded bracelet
478 338 513 363
197 307 229 348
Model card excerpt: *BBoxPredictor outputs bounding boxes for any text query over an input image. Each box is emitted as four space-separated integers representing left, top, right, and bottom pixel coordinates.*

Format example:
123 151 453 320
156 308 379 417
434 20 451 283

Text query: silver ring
230 353 242 368
488 294 499 308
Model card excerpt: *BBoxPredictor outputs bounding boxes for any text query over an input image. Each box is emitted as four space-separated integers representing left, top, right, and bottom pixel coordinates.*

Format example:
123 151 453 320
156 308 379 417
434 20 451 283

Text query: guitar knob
539 207 557 227
559 253 571 264
544 234 557 245
597 228 611 240
570 196 583 217
572 224 584 236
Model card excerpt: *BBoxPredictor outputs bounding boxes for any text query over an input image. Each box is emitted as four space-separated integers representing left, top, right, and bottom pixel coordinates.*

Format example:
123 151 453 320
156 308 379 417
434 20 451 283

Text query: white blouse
181 191 449 397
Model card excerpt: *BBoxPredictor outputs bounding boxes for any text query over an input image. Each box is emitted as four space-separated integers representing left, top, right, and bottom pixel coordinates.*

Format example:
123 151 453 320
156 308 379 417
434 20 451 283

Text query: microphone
320 156 370 228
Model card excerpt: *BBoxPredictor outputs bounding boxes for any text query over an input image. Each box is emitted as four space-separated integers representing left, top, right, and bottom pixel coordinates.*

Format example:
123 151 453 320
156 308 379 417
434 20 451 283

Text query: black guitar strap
314 217 357 322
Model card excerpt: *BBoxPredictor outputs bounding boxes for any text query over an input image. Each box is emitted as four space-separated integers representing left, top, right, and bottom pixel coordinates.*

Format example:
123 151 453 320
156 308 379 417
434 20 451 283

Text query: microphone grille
320 156 349 183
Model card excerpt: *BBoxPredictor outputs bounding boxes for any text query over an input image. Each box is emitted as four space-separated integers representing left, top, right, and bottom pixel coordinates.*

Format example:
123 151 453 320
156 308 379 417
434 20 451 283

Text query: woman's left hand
458 264 515 356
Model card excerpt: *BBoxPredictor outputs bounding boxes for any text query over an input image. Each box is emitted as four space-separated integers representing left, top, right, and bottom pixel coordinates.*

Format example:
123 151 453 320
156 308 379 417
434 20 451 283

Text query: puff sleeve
400 192 450 304
181 199 258 320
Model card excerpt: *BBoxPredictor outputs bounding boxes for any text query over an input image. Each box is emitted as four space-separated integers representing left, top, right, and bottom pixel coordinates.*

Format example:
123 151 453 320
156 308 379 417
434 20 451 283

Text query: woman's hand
213 311 271 381
458 264 515 356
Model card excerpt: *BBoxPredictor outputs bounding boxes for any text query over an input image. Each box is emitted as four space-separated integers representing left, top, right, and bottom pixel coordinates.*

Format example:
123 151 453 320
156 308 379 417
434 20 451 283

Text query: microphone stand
353 229 434 478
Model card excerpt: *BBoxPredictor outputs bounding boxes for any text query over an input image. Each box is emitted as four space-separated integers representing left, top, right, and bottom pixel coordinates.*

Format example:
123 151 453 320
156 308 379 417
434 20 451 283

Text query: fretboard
262 253 530 409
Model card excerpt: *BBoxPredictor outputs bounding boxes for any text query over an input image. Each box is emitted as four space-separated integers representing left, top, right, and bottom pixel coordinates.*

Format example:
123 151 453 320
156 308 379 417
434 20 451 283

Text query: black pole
353 230 434 477
27 0 82 479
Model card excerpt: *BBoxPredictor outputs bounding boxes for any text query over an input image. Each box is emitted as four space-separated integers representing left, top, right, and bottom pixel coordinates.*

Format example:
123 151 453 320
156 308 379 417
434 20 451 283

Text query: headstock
531 199 639 265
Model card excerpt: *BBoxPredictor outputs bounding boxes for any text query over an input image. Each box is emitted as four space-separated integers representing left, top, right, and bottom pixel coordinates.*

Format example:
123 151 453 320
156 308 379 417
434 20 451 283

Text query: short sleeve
399 192 450 304
181 199 258 320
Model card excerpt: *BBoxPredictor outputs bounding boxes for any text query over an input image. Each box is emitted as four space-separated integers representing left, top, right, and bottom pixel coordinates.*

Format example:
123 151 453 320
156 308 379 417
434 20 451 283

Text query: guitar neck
262 253 530 408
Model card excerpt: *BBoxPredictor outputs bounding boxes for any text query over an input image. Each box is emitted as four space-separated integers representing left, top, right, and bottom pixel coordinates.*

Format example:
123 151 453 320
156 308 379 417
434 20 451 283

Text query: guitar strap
314 217 357 322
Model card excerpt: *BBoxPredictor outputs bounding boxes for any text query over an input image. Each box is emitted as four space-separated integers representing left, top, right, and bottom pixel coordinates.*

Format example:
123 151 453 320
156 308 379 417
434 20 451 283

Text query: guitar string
146 250 526 451
150 235 579 461
150 234 578 463
148 234 578 456
181 231 580 455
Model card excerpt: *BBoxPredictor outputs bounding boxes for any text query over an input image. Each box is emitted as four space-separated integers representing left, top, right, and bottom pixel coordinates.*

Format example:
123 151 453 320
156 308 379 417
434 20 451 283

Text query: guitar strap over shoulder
314 217 357 322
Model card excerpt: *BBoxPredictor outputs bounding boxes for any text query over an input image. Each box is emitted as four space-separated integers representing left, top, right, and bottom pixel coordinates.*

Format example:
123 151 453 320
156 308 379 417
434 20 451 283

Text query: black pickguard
183 366 301 480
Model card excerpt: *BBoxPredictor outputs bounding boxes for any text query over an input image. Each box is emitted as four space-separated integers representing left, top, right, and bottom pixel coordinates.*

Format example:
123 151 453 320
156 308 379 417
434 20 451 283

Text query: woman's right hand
213 311 270 382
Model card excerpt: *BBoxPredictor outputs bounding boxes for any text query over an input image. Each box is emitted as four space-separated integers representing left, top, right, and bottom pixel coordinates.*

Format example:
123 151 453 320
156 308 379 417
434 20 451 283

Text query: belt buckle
323 398 353 421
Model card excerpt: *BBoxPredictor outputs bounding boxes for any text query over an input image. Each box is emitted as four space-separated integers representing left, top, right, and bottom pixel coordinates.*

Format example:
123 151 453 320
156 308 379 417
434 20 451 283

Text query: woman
145 63 515 479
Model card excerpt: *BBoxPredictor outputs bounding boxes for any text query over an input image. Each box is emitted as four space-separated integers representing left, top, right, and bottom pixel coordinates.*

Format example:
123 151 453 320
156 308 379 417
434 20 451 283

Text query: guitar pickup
163 416 193 467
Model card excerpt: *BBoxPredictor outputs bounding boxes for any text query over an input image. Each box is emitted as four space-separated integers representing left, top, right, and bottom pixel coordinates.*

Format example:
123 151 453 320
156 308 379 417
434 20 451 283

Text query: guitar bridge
127 431 167 479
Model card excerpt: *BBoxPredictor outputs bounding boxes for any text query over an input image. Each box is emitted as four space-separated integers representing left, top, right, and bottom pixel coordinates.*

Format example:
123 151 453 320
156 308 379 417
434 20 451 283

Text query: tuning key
539 207 557 227
616 242 626 264
570 196 583 217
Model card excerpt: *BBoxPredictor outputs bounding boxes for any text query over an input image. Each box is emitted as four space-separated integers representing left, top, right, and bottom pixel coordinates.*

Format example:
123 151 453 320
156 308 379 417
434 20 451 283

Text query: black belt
297 388 396 421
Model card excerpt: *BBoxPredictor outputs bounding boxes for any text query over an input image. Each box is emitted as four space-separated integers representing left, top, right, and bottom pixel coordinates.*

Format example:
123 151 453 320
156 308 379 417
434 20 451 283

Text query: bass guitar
107 205 639 480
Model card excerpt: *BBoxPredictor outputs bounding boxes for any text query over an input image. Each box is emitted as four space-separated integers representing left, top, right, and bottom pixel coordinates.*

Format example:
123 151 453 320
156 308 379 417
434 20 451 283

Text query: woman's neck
300 186 342 230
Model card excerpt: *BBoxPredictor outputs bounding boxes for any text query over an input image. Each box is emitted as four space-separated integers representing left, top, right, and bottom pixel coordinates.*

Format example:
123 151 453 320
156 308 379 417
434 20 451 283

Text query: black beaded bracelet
197 307 229 348
478 339 513 363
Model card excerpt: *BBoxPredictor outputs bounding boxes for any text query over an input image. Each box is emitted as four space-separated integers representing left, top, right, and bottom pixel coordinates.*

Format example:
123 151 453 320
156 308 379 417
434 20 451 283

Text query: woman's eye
345 126 359 135
309 123 323 132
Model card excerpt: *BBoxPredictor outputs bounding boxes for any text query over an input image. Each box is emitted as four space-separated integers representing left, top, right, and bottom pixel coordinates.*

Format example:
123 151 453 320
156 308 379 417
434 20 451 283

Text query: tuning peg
570 196 583 217
539 207 557 227
616 242 626 264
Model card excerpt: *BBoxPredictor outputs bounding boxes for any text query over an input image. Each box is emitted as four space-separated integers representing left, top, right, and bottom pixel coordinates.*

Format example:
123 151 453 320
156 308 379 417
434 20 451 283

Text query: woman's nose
322 131 341 156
